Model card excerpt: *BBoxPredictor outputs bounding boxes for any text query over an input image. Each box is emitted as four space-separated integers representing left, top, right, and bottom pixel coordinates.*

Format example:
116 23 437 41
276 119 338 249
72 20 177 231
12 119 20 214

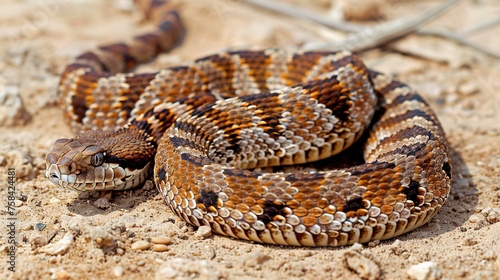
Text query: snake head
45 128 156 191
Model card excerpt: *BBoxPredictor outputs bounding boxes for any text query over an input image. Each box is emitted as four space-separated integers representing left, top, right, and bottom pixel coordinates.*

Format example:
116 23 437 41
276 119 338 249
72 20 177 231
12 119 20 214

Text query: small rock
481 208 500 224
0 82 32 127
36 223 46 231
407 261 442 280
152 244 169 252
156 265 178 279
14 199 23 207
458 82 479 96
195 226 212 239
93 197 111 209
468 214 482 223
49 197 61 204
390 239 406 256
68 224 81 235
0 245 9 253
464 237 477 246
242 252 271 268
367 240 380 247
155 258 220 280
331 0 387 21
91 228 116 249
49 268 70 280
343 250 380 280
131 240 150 251
30 234 48 249
143 180 155 191
113 265 124 277
151 237 171 245
40 233 74 255
350 242 363 251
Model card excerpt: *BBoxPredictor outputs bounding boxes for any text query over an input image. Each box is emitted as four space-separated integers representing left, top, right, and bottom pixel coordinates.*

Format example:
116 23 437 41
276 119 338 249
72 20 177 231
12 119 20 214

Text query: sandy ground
1 0 500 279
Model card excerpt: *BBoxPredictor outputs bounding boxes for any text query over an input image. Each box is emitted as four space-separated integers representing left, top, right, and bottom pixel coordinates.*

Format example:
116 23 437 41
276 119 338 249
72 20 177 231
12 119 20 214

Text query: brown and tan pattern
45 1 451 246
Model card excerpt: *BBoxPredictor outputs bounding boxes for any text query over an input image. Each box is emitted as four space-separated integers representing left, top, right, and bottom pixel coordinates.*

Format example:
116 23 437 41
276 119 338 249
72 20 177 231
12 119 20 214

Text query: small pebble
464 237 477 246
49 197 61 204
407 261 442 280
131 240 150 251
0 83 32 126
156 265 178 279
91 228 116 249
151 237 171 245
152 244 169 252
458 81 479 96
30 234 48 249
36 223 46 231
0 245 9 253
367 240 380 247
390 239 406 256
93 197 111 209
41 233 74 255
155 258 220 280
113 265 124 277
242 252 271 268
49 268 70 280
468 214 481 223
69 225 81 235
14 199 23 207
350 243 363 251
481 208 500 224
343 250 380 280
195 226 212 239
332 0 387 21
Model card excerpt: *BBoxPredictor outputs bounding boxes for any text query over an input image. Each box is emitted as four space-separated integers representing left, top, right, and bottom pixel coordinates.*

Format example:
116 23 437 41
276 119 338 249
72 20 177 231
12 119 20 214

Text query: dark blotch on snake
180 152 211 167
442 161 451 178
256 201 287 225
342 197 364 213
169 136 196 149
197 189 219 209
157 167 166 181
405 179 420 203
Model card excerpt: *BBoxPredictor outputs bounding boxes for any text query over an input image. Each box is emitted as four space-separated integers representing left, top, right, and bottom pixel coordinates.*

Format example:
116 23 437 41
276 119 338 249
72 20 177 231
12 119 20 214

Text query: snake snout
46 164 61 186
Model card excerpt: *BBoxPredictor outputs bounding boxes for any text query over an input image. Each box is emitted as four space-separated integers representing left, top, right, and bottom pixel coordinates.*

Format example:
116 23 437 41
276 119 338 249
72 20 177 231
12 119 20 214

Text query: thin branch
241 0 360 33
301 0 461 52
243 0 462 52
244 0 500 58
459 16 500 35
418 29 500 59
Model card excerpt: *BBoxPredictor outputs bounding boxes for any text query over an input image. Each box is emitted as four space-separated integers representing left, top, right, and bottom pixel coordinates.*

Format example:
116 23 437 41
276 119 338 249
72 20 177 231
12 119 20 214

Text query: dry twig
242 0 500 58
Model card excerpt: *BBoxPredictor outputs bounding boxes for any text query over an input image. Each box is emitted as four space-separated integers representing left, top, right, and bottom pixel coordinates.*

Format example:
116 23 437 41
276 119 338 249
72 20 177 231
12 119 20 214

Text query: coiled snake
45 2 451 246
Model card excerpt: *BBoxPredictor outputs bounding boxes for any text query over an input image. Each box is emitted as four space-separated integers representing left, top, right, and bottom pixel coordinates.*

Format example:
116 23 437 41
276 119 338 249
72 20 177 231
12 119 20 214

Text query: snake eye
91 152 105 167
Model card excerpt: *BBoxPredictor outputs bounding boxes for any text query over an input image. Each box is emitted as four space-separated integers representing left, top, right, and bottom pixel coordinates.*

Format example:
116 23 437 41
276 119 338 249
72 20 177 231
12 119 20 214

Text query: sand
1 0 499 279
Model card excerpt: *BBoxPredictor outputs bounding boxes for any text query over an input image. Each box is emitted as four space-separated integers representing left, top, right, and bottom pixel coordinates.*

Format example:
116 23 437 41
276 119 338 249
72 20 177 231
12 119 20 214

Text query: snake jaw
45 129 155 191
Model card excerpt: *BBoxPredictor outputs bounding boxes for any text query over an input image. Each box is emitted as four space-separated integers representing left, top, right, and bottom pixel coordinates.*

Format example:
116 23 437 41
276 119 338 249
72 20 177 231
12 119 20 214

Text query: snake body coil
45 2 451 246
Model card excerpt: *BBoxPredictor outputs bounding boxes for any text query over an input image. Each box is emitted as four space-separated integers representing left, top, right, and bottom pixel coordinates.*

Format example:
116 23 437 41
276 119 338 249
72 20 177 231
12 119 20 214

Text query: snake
45 1 452 247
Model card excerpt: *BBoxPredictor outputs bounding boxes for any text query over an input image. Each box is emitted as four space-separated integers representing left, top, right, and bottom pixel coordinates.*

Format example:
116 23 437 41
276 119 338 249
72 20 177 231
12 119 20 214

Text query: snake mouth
45 163 151 191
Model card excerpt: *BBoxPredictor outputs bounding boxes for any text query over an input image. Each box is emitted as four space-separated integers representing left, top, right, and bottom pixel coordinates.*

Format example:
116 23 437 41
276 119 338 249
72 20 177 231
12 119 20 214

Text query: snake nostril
50 173 59 180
